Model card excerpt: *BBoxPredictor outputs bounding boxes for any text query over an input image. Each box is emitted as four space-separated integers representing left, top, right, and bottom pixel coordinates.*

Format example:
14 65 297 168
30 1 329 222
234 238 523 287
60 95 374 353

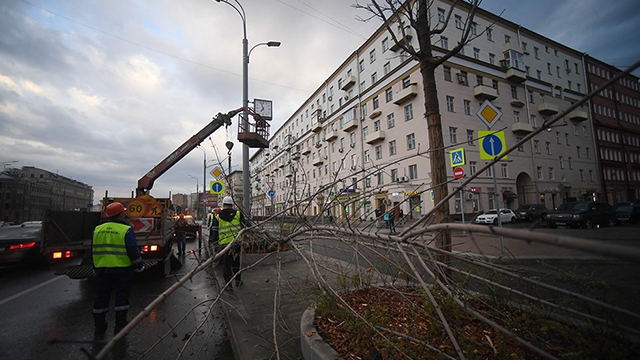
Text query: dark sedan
0 222 43 264
616 205 640 225
545 201 616 229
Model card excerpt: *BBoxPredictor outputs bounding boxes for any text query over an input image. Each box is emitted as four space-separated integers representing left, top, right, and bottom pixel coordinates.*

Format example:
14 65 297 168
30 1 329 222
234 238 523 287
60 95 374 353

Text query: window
404 104 413 121
545 141 551 155
361 103 367 117
369 49 376 63
510 85 518 99
383 62 391 75
373 96 379 109
382 37 389 52
530 114 537 127
516 137 524 152
375 145 382 160
579 169 584 181
387 113 395 128
471 22 477 35
455 15 463 29
536 70 542 80
359 59 365 73
548 167 555 180
537 166 543 180
446 96 455 112
389 140 397 155
464 99 471 115
409 164 418 180
437 8 445 23
576 146 581 158
467 129 474 146
350 132 356 146
522 42 528 53
568 157 573 170
586 147 590 159
391 169 398 182
501 164 508 178
364 150 370 163
371 72 377 84
440 36 448 49
559 156 564 169
359 81 365 92
504 34 511 44
407 133 416 150
458 71 468 85
534 46 539 59
444 66 452 82
476 75 483 86
373 120 381 131
402 76 411 88
513 111 520 123
556 131 561 144
385 88 393 102
486 166 493 177
449 127 458 144
377 172 384 186
489 53 495 65
470 161 477 175
547 63 552 75
534 140 540 153
486 27 493 41
565 133 570 145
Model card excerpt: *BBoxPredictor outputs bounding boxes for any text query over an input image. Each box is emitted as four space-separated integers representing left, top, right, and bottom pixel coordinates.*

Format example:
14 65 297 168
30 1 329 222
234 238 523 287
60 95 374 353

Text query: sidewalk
211 222 613 360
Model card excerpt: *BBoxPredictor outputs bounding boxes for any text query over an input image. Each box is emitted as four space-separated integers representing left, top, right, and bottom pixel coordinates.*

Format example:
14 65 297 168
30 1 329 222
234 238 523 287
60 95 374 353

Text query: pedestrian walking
175 214 188 255
210 196 248 289
375 208 382 228
386 209 397 233
92 202 144 336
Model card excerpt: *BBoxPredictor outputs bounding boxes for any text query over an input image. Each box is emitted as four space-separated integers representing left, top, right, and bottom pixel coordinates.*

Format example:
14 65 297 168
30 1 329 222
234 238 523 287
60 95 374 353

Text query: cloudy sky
1 0 639 204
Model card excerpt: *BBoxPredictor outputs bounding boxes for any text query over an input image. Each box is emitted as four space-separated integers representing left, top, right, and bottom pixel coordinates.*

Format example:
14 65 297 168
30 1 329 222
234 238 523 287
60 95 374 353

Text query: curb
300 305 344 360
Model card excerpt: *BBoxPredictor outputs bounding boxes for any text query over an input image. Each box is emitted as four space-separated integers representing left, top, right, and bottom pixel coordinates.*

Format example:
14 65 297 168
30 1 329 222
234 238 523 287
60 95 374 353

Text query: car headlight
572 214 582 220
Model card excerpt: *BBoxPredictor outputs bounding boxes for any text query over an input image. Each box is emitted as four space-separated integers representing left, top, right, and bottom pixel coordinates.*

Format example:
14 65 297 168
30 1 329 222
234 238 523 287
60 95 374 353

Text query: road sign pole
490 138 504 252
460 179 466 233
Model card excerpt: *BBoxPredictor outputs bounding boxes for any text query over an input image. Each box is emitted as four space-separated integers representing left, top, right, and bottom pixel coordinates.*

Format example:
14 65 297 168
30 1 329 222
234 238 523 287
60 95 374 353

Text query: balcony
291 152 300 160
505 67 527 83
342 118 358 132
325 129 338 142
340 75 356 91
569 109 588 122
393 84 418 105
510 99 525 108
365 130 386 144
312 157 324 166
538 102 559 116
390 27 413 52
473 84 498 101
315 141 322 148
369 110 382 119
511 122 533 134
285 170 293 178
311 120 322 132
302 146 311 155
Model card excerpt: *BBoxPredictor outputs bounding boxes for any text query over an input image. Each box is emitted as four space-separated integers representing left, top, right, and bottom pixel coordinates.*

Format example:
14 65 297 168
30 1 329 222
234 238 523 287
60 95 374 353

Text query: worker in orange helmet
92 202 144 337
175 214 188 255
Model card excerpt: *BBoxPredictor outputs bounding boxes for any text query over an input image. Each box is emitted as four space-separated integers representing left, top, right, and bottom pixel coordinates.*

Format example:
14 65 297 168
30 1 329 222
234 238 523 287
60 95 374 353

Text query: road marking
0 276 65 306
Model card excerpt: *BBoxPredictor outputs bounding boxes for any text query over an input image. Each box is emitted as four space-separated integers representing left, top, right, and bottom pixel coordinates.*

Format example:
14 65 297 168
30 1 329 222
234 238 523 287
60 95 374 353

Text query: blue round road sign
481 134 503 156
211 181 223 193
268 190 275 197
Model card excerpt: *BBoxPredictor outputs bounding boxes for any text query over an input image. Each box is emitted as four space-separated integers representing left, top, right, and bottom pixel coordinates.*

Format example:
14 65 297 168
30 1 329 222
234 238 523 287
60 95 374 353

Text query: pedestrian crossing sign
449 147 465 167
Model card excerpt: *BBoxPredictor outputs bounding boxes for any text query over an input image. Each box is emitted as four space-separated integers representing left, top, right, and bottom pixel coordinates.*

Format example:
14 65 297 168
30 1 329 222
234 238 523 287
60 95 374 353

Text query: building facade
250 0 632 219
1 166 94 222
585 56 640 204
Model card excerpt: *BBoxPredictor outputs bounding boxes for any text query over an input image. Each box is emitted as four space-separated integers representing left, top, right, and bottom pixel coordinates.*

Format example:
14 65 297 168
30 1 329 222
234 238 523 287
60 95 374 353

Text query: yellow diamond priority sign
476 99 502 129
210 167 223 179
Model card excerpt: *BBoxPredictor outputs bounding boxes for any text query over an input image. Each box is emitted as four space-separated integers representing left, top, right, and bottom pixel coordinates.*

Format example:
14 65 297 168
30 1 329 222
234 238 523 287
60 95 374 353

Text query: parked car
0 222 44 264
515 204 548 221
544 201 616 229
474 209 517 225
615 204 640 225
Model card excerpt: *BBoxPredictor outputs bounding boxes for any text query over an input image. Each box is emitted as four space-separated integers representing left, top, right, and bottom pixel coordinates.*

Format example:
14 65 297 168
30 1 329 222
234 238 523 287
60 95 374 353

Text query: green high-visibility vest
217 211 241 245
93 222 133 268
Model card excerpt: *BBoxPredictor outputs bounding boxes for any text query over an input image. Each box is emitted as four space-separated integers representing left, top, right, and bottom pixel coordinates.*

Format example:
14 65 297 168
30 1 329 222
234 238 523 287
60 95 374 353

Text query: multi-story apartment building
585 56 640 204
1 166 93 222
250 0 606 220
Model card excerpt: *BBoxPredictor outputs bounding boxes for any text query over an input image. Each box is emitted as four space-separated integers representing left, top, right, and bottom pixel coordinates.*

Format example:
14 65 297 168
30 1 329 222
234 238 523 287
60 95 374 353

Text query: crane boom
136 108 244 196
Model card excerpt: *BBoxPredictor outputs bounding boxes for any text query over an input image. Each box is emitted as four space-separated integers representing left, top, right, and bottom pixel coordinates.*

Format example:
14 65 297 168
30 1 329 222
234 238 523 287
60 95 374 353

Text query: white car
474 209 517 225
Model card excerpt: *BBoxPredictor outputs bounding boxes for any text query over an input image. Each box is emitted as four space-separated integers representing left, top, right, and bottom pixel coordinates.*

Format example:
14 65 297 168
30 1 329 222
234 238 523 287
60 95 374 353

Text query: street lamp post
215 0 280 216
197 146 207 224
188 174 199 218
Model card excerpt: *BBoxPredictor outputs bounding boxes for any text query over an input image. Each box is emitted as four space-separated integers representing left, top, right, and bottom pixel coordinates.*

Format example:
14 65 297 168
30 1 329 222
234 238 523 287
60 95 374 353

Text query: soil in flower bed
314 286 640 360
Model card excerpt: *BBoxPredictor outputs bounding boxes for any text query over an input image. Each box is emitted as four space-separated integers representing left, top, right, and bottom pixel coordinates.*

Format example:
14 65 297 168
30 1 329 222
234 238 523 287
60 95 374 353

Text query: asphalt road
0 240 233 360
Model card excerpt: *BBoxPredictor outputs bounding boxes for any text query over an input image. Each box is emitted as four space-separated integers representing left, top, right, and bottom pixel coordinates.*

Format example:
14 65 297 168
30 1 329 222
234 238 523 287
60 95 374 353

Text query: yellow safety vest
217 211 241 245
93 222 133 268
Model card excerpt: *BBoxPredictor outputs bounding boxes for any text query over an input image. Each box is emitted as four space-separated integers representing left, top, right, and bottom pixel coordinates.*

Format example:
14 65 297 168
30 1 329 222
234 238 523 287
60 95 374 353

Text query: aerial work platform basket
238 113 270 148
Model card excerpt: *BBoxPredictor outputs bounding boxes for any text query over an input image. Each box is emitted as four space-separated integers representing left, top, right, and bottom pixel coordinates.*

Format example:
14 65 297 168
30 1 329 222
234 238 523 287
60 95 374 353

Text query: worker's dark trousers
93 268 133 315
221 243 242 285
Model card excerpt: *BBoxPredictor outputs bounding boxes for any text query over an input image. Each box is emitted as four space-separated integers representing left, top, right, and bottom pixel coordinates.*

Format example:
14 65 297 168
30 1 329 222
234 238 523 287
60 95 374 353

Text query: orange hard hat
179 214 185 219
104 202 126 217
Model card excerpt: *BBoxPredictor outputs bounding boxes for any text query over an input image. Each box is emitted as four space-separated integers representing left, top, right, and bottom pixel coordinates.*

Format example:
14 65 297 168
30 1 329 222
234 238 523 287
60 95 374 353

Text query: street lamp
196 146 207 224
215 0 280 216
188 174 199 218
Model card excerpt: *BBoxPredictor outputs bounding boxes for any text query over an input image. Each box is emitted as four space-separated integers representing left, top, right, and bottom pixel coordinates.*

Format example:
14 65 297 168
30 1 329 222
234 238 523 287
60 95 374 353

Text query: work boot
93 313 108 337
114 310 128 334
